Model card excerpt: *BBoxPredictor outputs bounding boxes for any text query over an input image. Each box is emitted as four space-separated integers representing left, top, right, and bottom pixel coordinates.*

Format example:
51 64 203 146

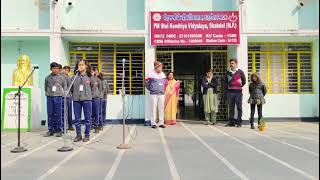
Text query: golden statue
13 54 33 86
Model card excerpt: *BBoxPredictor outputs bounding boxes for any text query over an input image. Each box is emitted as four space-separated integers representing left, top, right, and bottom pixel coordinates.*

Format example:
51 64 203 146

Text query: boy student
91 67 102 133
44 62 67 137
98 72 111 129
62 66 75 130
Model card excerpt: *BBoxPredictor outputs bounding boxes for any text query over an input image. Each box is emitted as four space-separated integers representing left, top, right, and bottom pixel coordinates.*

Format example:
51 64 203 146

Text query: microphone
122 58 126 63
33 66 39 69
74 69 80 76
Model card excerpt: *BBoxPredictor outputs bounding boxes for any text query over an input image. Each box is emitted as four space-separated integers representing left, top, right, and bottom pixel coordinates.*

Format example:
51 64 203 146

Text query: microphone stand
57 71 79 152
11 66 38 153
117 58 131 149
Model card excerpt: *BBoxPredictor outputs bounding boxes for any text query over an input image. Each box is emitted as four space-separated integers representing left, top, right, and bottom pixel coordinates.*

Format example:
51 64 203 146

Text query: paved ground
1 120 319 180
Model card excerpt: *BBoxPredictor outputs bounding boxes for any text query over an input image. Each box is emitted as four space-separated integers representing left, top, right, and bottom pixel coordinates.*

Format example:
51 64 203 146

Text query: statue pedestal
1 86 41 132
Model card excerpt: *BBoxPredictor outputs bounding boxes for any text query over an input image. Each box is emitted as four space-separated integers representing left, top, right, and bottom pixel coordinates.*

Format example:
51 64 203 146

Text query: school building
1 0 319 130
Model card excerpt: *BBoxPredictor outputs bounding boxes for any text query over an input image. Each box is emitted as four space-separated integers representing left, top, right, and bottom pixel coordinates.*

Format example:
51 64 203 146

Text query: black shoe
151 125 157 129
212 123 216 125
225 123 235 127
94 128 99 133
44 131 54 137
250 124 255 129
159 124 166 128
236 124 242 128
56 132 63 137
83 136 90 142
68 126 75 131
73 136 82 142
98 126 103 131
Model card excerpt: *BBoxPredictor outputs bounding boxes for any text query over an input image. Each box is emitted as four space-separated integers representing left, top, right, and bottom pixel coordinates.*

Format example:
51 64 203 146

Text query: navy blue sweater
201 77 218 94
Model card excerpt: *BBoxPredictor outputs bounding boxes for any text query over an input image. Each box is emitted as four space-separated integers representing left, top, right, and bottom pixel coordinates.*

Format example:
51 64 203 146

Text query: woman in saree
164 72 181 125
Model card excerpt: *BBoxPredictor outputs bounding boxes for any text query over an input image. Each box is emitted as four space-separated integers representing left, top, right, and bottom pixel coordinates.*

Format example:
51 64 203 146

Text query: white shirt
229 68 239 74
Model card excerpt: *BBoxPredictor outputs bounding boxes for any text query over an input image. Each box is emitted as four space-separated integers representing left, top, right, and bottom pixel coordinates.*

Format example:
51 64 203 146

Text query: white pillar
238 0 249 121
225 0 249 122
237 35 249 121
144 46 156 125
144 0 156 125
50 34 62 63
227 41 249 122
50 0 62 63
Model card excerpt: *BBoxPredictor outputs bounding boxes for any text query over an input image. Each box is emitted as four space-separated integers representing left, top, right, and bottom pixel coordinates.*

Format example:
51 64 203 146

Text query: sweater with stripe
145 70 167 95
225 69 246 93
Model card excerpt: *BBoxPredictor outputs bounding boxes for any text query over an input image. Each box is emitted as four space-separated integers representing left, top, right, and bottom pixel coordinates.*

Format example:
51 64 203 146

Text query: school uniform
98 91 103 128
98 81 103 128
101 80 111 126
71 74 93 139
91 76 102 130
145 70 167 127
45 73 67 134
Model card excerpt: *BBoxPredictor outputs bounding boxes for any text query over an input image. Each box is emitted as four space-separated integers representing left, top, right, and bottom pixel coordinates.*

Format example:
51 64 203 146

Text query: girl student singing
71 59 94 142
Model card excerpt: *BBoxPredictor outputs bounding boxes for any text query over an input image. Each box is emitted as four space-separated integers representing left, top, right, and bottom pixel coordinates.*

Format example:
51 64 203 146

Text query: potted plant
258 117 266 131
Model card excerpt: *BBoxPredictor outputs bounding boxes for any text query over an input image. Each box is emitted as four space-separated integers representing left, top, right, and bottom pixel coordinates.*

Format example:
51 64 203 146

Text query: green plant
258 117 266 131
259 117 265 126
184 80 194 95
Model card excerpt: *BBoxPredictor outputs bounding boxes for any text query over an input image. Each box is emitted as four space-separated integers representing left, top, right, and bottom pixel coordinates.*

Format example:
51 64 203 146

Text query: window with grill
69 43 145 95
248 43 313 94
156 52 173 74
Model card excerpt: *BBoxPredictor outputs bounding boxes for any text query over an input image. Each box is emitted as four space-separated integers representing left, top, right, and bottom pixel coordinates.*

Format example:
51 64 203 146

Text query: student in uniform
98 72 111 129
90 67 102 133
44 62 67 137
62 66 75 130
58 64 62 74
72 59 94 142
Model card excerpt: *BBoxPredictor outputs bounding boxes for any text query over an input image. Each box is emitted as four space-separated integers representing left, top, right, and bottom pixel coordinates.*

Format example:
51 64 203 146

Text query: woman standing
248 73 267 129
164 72 181 125
201 69 218 125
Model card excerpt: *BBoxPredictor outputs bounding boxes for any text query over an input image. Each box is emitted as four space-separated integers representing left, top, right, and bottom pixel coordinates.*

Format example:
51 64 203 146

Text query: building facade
1 0 319 128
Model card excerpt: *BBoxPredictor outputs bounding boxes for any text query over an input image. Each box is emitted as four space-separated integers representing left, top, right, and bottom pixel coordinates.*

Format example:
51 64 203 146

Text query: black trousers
227 92 243 125
250 104 262 125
